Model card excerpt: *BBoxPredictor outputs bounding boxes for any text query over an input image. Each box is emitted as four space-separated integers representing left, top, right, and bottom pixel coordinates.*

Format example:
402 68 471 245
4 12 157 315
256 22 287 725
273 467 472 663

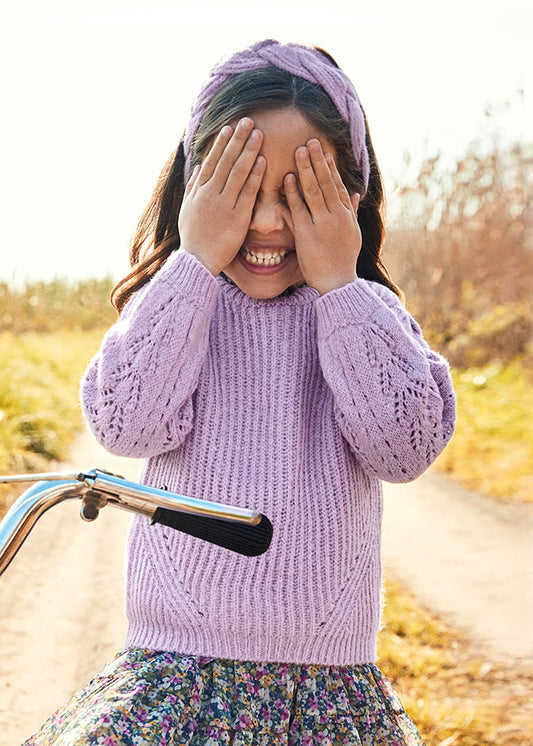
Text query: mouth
238 245 295 274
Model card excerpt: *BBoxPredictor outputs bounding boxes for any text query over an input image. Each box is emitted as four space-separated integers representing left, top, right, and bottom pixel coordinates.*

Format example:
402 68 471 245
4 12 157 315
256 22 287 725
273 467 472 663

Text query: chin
230 276 304 300
246 288 287 300
237 280 292 299
224 262 306 300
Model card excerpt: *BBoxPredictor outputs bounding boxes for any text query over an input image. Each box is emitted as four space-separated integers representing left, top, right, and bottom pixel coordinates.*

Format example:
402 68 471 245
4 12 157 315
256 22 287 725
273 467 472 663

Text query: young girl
25 39 455 745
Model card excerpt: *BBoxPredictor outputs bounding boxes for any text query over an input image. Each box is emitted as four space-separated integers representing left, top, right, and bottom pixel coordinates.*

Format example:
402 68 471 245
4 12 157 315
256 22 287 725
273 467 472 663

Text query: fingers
323 150 354 211
184 163 201 197
294 144 326 214
203 118 263 191
224 127 264 199
293 140 353 214
236 154 266 211
198 125 234 184
284 172 310 220
195 118 264 207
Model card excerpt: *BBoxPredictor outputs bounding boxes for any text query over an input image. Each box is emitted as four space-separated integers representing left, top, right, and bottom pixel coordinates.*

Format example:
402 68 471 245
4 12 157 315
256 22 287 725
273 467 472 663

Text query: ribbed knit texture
80 250 456 666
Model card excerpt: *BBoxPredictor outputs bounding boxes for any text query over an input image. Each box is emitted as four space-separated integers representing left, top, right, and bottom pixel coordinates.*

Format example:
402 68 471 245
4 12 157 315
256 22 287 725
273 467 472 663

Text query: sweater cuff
160 249 220 306
315 279 383 329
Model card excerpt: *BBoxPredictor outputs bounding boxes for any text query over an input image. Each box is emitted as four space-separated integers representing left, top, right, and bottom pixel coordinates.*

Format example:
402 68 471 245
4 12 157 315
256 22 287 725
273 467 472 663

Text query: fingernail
239 117 253 129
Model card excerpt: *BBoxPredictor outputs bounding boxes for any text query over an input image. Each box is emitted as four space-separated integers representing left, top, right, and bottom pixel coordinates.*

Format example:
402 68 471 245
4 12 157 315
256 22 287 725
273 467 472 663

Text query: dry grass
379 576 533 745
384 140 531 370
433 357 532 502
0 328 106 517
0 277 116 334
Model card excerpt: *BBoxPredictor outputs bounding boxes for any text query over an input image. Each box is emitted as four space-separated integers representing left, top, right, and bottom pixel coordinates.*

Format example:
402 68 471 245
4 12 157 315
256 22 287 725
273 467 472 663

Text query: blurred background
0 1 531 743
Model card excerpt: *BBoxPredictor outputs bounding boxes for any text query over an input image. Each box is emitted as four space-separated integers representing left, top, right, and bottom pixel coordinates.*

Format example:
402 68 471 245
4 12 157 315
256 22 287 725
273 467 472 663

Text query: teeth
242 249 289 266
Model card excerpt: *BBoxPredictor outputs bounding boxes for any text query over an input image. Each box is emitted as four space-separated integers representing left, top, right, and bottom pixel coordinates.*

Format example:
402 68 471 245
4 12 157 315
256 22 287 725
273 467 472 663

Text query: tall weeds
384 139 531 367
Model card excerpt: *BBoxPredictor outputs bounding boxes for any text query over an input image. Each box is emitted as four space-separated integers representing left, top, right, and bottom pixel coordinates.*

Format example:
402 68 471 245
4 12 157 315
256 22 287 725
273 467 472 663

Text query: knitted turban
183 39 370 190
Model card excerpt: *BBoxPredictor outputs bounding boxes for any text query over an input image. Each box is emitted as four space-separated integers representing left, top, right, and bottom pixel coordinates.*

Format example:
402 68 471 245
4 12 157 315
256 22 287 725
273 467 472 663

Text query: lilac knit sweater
80 249 455 666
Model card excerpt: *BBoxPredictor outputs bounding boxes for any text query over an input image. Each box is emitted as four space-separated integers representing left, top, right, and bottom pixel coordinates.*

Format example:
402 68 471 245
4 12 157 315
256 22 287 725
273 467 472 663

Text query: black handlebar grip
150 508 273 556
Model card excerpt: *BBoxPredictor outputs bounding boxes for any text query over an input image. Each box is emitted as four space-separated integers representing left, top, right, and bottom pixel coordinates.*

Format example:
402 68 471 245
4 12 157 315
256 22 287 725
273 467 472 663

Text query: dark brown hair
111 53 400 312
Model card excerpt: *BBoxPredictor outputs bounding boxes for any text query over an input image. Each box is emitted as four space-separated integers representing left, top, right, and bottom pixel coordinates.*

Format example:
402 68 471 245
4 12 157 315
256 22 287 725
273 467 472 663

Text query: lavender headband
183 39 370 190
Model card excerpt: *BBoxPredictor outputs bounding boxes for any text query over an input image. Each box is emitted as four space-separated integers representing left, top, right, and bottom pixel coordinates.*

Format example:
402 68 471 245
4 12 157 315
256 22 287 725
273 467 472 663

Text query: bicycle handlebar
0 468 273 576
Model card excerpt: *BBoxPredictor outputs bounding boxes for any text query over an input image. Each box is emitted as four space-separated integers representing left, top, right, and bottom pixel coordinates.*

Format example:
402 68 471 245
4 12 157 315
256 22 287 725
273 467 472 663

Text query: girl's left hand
284 139 362 295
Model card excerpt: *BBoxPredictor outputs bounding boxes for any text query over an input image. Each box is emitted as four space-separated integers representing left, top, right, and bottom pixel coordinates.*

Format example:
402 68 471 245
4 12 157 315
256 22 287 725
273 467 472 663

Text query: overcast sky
0 0 528 283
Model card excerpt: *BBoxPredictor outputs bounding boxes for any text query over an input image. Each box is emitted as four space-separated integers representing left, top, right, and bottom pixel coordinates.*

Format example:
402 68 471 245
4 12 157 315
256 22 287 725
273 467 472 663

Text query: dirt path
0 428 531 744
0 430 141 745
381 470 533 662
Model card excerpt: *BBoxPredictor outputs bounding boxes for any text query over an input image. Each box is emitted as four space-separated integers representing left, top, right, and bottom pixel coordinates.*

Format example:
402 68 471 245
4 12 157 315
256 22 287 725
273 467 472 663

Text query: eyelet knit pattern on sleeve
79 250 456 666
315 281 456 483
80 250 219 458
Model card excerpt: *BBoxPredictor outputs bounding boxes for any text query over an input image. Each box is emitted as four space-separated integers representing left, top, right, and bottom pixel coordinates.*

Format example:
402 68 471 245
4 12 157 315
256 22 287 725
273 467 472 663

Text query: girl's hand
284 139 362 295
179 118 266 276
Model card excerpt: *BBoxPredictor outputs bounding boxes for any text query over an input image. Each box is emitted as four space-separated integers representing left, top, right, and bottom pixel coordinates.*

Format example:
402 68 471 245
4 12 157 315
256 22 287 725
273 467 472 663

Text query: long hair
111 54 400 313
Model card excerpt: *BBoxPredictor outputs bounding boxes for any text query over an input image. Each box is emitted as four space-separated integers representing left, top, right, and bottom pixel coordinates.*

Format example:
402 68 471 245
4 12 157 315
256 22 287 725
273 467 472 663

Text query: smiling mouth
240 246 294 267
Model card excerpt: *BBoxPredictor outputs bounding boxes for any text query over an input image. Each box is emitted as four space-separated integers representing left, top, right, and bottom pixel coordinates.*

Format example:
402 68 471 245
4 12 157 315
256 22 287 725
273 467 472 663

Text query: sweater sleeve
80 250 219 458
315 278 456 483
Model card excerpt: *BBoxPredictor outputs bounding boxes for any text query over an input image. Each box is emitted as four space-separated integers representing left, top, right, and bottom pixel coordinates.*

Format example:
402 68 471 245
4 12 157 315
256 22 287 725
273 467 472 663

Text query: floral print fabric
23 648 425 745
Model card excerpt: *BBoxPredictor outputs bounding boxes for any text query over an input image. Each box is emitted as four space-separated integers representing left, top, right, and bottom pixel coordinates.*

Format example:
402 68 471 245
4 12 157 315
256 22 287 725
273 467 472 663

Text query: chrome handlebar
0 468 273 575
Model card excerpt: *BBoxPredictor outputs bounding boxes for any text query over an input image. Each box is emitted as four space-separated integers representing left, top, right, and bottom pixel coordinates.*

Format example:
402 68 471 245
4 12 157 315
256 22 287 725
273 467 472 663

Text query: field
0 328 106 515
434 358 532 502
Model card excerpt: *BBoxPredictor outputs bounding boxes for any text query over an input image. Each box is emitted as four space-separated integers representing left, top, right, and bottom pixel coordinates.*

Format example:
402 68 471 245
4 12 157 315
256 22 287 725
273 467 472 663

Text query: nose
248 196 286 234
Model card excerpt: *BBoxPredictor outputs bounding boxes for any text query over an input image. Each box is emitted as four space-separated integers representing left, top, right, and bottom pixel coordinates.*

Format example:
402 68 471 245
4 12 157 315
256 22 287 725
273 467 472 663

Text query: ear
349 193 361 213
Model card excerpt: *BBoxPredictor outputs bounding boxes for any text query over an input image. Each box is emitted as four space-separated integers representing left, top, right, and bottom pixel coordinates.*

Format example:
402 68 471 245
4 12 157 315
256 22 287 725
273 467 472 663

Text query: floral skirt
23 648 425 745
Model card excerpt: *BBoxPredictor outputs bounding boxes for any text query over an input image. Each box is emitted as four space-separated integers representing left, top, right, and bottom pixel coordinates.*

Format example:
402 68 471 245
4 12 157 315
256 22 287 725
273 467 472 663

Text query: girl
25 39 455 745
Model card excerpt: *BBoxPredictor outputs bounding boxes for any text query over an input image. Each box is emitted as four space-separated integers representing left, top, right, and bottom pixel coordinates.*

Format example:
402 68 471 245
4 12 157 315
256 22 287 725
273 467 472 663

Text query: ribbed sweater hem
124 625 377 667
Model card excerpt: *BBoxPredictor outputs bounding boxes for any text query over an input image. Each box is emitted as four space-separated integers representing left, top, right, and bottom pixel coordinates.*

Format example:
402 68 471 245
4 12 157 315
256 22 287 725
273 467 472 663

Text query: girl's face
221 108 338 299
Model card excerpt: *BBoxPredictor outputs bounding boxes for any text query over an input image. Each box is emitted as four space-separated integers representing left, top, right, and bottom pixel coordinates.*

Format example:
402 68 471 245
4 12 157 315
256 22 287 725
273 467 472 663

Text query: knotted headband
183 39 370 190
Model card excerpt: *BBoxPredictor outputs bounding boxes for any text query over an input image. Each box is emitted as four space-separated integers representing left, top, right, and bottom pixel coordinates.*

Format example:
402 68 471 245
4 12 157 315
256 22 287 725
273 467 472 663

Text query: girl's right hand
178 117 266 276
